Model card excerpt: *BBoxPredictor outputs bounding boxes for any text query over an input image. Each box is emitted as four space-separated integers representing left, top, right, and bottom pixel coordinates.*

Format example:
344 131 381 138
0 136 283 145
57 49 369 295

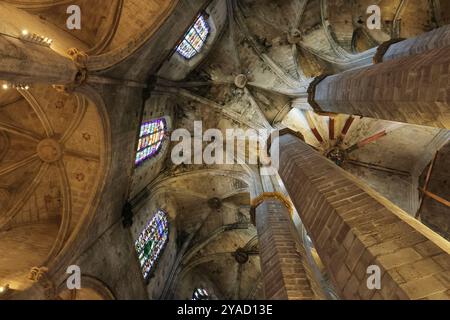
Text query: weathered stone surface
255 199 315 300
278 134 450 300
314 26 450 129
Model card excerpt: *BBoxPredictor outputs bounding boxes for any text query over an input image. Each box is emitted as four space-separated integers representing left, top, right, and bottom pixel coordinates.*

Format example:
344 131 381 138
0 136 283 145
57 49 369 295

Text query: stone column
251 159 318 300
0 34 79 85
380 25 450 63
309 25 450 129
278 133 450 300
252 194 315 300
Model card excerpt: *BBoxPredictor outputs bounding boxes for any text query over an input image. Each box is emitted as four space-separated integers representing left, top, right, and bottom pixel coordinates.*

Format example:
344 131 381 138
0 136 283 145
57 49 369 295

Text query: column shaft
255 199 315 300
278 134 450 300
0 35 78 85
383 25 450 62
312 26 450 129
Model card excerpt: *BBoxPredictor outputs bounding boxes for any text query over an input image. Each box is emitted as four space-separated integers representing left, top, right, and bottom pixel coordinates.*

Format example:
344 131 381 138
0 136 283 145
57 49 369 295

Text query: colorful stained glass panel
135 210 169 280
176 14 210 59
135 118 167 166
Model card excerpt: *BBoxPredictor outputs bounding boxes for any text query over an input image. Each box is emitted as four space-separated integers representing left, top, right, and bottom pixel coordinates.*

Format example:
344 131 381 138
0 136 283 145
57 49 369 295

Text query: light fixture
20 30 53 47
14 83 31 90
2 83 31 91
0 284 10 295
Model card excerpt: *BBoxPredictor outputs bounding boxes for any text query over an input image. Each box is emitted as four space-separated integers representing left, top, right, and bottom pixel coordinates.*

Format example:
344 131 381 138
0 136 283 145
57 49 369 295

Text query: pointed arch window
176 14 210 59
135 118 167 166
192 288 210 300
134 209 169 280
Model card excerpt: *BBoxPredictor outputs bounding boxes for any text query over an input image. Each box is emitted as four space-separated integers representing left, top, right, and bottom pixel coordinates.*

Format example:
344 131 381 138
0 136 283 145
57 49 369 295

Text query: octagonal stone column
253 197 315 300
277 133 450 300
309 25 450 129
251 155 319 300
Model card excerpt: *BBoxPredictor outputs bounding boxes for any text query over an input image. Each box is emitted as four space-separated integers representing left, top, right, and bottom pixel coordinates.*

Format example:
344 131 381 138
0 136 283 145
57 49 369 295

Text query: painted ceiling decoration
0 85 107 292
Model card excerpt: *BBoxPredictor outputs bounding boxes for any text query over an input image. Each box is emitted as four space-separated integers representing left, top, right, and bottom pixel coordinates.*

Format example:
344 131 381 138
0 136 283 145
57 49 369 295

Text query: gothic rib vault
0 0 449 300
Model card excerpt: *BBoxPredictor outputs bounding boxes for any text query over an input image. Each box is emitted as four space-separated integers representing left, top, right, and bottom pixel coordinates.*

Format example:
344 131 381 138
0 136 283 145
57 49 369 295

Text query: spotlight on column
10 83 31 91
20 30 53 47
0 284 10 296
2 83 10 90
43 37 53 46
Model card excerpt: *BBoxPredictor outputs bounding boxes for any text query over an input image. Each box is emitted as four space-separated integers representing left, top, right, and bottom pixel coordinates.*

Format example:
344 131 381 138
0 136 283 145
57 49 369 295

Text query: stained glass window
135 118 167 166
135 209 169 280
176 14 210 59
192 288 210 301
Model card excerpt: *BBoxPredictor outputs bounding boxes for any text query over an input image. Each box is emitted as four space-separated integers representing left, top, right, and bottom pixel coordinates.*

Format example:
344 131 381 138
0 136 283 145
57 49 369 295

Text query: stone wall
129 93 174 199
131 191 179 300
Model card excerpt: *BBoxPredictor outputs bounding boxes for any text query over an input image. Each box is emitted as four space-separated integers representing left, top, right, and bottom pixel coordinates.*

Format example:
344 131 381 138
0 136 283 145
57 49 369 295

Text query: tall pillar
380 25 450 62
251 162 320 300
309 26 450 129
278 133 450 300
0 34 79 85
252 193 315 300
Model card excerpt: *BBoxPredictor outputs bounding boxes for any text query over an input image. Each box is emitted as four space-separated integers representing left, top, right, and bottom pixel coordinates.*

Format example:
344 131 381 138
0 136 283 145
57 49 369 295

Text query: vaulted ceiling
155 0 447 217
0 85 107 291
0 0 449 299
2 0 178 57
145 0 449 298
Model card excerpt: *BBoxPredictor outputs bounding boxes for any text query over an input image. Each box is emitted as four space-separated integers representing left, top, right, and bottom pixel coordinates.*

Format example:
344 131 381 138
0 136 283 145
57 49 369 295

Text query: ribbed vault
0 0 449 301
0 85 108 291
